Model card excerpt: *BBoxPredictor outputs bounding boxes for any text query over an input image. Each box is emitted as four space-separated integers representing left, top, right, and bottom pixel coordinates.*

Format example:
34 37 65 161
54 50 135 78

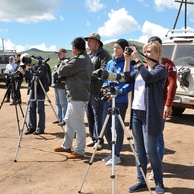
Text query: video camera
94 69 125 82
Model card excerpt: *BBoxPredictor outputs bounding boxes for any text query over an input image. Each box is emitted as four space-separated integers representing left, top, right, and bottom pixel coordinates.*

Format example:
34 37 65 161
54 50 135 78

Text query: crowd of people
3 33 177 194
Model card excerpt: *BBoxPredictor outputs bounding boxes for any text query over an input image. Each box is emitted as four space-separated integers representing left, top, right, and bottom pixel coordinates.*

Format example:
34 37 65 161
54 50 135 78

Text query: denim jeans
102 102 128 157
158 120 165 161
28 93 45 131
86 92 104 143
132 109 163 185
54 88 67 122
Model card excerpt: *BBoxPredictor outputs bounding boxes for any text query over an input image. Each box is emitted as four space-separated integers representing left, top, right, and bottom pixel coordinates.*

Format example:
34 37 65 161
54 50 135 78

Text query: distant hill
20 41 144 70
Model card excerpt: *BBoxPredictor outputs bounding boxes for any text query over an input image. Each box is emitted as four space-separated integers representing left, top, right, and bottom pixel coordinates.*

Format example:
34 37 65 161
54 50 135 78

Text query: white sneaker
106 156 121 166
147 162 152 171
149 170 154 180
102 154 111 162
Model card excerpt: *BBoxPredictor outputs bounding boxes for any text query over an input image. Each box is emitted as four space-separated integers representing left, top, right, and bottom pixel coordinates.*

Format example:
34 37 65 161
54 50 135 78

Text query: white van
163 29 194 115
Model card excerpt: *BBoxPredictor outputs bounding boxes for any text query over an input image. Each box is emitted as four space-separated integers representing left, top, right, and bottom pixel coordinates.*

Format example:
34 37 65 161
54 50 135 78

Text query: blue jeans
28 93 45 131
54 88 67 122
132 109 163 185
102 102 128 157
86 92 104 143
158 120 165 161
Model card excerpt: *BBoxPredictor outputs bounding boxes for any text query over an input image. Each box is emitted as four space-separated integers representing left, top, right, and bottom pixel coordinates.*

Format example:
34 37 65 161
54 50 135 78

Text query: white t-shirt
132 73 146 110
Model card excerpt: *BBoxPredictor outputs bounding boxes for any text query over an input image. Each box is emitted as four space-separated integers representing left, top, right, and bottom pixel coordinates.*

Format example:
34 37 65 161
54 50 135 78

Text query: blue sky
0 0 194 52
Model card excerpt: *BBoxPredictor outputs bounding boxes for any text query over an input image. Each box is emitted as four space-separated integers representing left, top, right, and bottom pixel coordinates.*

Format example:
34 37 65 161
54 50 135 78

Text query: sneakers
33 129 44 135
147 162 152 171
52 120 60 124
128 182 147 193
102 154 112 162
58 120 66 126
93 143 103 150
149 170 154 180
86 140 95 147
25 128 35 135
155 183 165 194
4 98 10 103
106 155 121 166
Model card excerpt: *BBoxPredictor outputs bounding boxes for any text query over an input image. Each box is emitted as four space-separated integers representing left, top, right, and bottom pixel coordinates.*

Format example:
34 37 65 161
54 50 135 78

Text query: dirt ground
0 84 194 194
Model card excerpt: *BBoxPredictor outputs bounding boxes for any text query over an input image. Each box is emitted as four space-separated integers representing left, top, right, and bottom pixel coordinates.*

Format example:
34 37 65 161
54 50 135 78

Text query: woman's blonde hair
143 41 162 61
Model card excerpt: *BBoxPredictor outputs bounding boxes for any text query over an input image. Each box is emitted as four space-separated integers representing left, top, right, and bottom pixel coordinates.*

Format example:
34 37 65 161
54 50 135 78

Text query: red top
162 57 177 107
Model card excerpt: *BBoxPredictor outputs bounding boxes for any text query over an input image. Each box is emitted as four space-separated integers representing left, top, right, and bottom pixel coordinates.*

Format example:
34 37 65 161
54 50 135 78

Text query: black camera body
53 72 66 84
125 46 133 55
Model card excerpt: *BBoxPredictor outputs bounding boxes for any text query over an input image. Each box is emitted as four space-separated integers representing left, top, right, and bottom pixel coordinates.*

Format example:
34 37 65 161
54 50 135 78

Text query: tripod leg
78 114 110 193
0 83 12 110
38 79 63 131
13 89 33 162
117 114 153 194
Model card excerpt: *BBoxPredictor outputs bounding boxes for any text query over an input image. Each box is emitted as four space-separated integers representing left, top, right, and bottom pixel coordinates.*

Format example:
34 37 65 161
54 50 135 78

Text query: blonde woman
124 42 167 194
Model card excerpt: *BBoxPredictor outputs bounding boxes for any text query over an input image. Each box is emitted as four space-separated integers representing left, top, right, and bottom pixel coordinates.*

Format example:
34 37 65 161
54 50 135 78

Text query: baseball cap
55 48 67 54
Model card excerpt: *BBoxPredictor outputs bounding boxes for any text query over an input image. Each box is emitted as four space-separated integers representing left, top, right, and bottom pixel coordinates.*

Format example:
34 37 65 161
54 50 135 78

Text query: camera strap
137 49 158 64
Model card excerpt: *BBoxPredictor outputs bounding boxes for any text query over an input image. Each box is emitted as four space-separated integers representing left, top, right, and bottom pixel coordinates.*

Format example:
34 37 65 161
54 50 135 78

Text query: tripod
13 74 61 162
0 76 27 135
78 82 152 194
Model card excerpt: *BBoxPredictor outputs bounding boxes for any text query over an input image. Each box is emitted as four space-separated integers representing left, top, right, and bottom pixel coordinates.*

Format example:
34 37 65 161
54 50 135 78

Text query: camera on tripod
22 55 50 66
98 81 119 102
94 69 125 82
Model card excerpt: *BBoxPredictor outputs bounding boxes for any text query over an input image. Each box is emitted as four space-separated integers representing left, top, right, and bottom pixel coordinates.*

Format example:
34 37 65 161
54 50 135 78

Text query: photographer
18 53 49 135
124 42 166 193
10 53 24 105
51 48 68 125
4 56 18 103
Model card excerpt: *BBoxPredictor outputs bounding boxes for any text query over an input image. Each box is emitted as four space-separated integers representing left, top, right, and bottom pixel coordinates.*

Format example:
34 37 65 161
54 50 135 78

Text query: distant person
4 56 17 103
124 42 167 193
84 32 111 150
147 36 177 180
54 37 92 159
18 53 49 135
9 53 24 105
51 48 68 125
101 39 134 166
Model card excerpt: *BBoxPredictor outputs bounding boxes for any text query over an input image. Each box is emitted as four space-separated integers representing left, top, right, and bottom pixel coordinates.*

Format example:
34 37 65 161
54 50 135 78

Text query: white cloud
0 0 60 23
85 0 104 12
136 21 169 43
154 0 180 11
98 8 140 37
1 39 56 52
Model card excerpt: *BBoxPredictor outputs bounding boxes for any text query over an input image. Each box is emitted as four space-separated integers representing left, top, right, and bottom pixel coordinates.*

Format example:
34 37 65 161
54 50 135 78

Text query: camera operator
54 37 92 159
51 48 68 125
18 53 49 135
4 56 18 103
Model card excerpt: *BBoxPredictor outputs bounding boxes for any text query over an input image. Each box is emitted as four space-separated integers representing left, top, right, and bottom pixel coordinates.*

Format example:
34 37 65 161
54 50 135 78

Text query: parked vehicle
162 29 194 115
